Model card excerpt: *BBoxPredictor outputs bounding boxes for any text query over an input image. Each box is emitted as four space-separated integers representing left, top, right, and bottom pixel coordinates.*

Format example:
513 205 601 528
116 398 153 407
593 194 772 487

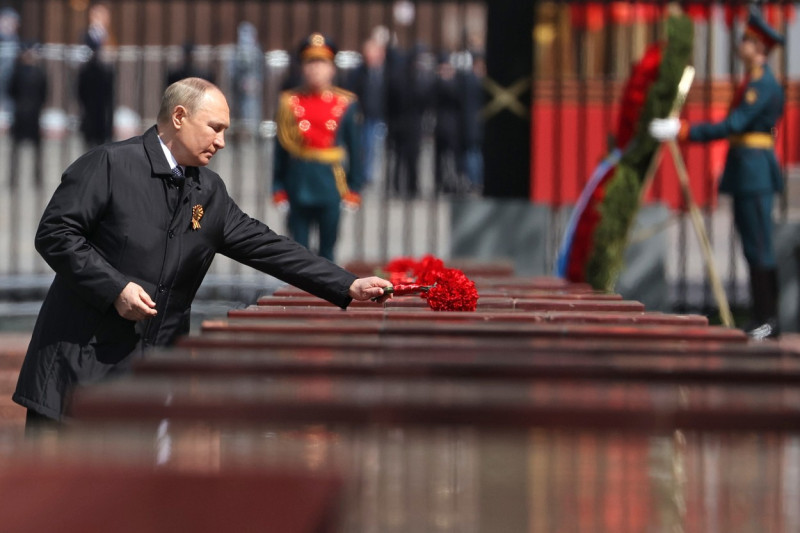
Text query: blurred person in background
459 50 485 194
83 2 115 49
385 44 435 198
8 41 47 188
350 34 388 186
433 51 462 194
167 41 215 87
272 33 364 262
77 38 114 147
231 21 264 139
0 6 20 125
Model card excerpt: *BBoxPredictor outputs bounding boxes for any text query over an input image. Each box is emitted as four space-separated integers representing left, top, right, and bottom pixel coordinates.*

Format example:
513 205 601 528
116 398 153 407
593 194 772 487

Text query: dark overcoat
13 126 357 420
77 57 114 146
8 61 47 142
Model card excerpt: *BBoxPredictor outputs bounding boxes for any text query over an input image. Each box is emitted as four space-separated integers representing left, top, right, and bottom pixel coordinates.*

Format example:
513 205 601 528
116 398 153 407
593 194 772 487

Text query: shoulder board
331 86 357 102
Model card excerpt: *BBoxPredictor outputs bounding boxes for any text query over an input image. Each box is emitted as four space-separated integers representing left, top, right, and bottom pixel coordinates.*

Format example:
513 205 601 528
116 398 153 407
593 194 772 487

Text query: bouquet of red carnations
380 254 479 312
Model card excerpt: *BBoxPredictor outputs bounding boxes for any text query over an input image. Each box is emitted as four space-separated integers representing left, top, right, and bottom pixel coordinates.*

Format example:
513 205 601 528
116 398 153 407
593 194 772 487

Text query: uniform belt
728 132 774 149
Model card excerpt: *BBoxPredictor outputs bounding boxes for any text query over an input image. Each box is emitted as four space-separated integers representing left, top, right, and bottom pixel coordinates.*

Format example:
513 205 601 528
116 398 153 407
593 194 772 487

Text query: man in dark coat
434 52 463 194
77 40 114 147
8 41 47 187
649 7 785 339
385 45 435 198
14 77 391 429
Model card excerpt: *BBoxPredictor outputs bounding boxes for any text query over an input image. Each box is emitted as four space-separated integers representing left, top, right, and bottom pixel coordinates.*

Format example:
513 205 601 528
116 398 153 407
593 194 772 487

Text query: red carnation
425 268 479 312
414 254 446 286
616 42 662 149
384 256 418 275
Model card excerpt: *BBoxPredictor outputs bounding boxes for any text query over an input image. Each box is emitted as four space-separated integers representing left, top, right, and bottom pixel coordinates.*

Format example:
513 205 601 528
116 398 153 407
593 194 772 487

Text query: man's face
302 59 336 92
172 89 230 167
738 33 764 63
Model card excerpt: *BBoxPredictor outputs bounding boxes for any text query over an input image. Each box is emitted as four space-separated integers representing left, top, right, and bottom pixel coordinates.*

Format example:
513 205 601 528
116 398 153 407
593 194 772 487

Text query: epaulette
331 86 357 103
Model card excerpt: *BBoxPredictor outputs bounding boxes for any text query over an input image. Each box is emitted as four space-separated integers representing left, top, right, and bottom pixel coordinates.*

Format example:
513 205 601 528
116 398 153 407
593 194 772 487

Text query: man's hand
114 282 158 321
349 276 393 304
648 117 682 141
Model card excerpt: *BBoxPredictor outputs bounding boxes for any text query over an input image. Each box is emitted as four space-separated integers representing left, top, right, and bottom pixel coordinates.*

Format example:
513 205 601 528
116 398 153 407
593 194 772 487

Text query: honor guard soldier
650 6 785 339
273 33 364 261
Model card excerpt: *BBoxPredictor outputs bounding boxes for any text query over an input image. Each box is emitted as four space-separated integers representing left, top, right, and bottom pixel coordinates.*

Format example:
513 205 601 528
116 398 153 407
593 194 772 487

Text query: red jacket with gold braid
273 87 364 207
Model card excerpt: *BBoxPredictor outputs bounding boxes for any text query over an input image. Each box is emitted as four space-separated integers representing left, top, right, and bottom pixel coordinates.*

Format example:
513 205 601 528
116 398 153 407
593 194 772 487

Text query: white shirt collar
157 134 182 173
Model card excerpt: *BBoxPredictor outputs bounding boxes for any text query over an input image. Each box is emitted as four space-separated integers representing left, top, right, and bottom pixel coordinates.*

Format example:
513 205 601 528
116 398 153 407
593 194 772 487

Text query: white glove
648 117 682 141
340 200 359 214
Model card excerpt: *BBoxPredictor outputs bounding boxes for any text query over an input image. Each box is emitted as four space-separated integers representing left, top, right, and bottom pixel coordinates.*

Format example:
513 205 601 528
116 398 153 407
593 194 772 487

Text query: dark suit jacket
14 126 357 420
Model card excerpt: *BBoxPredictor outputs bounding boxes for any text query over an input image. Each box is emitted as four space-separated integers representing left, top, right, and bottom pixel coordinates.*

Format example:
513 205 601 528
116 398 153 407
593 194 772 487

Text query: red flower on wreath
616 42 663 149
425 268 479 312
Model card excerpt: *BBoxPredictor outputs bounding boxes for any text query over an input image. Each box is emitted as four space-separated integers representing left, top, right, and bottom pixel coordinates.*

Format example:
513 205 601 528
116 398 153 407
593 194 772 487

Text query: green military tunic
688 64 784 267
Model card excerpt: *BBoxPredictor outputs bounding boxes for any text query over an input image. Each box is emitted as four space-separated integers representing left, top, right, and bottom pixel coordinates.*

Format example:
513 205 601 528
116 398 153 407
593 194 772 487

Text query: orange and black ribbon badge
191 205 204 230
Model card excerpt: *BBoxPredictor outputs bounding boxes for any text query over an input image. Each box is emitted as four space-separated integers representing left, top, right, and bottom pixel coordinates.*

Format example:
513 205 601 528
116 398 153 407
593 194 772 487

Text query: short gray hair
157 77 218 124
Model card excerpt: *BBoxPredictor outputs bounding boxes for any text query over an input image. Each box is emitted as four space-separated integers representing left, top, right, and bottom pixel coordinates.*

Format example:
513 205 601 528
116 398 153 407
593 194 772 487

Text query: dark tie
171 165 185 188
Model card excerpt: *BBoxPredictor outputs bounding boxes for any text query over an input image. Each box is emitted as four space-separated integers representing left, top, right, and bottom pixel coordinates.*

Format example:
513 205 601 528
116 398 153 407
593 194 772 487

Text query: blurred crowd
0 4 486 196
340 26 486 197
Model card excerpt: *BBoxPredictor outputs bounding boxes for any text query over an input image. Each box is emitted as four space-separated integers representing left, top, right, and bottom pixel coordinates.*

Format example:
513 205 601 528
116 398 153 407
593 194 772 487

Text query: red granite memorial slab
228 306 709 327
177 331 764 355
201 318 744 343
134 347 800 385
0 462 341 533
272 286 624 300
10 417 795 533
254 294 647 312
69 374 800 432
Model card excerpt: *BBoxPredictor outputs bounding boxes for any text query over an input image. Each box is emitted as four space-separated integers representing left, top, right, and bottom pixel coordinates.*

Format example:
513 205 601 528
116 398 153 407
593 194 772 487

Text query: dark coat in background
385 47 435 196
77 55 114 146
8 58 47 142
13 126 357 420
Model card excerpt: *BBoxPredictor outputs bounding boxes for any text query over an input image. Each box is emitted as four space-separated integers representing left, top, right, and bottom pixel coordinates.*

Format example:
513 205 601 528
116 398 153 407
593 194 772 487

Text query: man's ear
172 105 187 129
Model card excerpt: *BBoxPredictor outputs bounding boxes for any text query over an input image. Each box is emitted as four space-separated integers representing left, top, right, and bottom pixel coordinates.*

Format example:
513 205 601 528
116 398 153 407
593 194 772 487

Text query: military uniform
687 62 783 267
679 8 785 338
273 34 363 262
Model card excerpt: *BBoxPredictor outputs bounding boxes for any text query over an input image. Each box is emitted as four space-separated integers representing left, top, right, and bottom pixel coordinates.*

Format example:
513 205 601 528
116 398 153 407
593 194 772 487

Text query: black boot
746 268 780 340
